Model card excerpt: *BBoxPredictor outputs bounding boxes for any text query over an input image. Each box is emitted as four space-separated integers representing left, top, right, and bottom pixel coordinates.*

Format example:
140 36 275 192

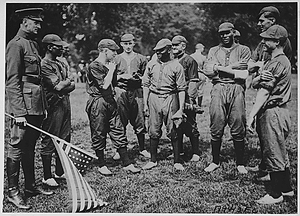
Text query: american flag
52 137 100 212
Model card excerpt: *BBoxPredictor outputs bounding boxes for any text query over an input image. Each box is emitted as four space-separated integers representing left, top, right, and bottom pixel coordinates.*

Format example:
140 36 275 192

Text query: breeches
209 83 246 142
148 92 179 140
40 98 71 156
86 96 128 151
115 87 146 134
7 115 44 160
256 105 291 172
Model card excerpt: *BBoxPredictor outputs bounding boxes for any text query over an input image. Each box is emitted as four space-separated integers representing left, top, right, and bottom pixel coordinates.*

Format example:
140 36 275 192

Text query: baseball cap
234 30 241 37
153 38 172 51
195 43 204 49
42 34 69 47
98 39 120 51
172 35 187 44
15 8 44 22
121 33 135 42
218 22 234 32
260 24 288 40
258 6 280 19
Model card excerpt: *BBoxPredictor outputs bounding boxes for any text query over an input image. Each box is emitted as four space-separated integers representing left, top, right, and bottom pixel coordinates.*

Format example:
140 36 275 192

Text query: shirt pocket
23 87 32 110
24 55 38 74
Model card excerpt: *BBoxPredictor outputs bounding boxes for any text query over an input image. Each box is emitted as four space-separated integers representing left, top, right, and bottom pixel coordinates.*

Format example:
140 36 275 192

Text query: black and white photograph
2 1 298 214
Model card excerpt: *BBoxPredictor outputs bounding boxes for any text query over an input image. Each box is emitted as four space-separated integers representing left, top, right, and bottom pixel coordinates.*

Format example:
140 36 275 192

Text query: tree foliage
6 2 297 62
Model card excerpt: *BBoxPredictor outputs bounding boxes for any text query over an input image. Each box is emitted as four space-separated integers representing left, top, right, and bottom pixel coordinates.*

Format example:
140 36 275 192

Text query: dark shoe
24 187 54 197
7 188 31 210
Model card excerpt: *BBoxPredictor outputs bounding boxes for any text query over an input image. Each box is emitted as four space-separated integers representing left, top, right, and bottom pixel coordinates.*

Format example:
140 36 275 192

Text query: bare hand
246 116 255 134
106 62 116 72
231 62 248 70
143 106 149 117
15 117 27 127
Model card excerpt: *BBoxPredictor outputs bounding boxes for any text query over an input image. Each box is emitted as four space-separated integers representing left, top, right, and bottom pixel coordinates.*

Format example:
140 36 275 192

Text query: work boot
7 187 31 210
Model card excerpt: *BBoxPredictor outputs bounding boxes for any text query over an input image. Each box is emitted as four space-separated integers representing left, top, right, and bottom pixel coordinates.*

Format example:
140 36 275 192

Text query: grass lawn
2 74 298 213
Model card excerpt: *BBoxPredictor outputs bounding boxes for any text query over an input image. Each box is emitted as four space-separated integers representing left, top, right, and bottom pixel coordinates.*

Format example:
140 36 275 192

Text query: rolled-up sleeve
41 63 60 90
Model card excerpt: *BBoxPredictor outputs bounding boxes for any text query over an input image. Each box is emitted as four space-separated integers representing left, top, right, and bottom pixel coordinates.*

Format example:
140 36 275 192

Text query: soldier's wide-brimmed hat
153 38 172 51
15 7 44 22
260 24 288 40
98 39 120 51
121 33 135 42
42 34 69 47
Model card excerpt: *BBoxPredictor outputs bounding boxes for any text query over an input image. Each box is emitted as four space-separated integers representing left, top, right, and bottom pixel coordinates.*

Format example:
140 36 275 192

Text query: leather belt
22 76 41 85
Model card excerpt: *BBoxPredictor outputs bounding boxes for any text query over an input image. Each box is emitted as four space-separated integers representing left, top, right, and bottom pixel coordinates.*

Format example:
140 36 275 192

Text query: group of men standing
5 4 294 211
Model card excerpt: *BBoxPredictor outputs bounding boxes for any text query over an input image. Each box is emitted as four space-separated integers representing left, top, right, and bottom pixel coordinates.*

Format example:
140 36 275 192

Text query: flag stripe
52 137 99 212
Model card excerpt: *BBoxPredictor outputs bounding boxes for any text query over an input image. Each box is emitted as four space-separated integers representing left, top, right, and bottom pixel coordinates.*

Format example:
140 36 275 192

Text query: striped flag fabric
52 137 100 212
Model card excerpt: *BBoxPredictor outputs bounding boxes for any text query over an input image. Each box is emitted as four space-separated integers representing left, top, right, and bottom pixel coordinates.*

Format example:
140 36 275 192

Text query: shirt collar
16 28 35 40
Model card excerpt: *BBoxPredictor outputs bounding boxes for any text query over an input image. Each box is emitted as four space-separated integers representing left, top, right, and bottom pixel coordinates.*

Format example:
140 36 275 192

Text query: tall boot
6 157 31 210
22 152 53 197
197 96 203 107
41 155 52 180
233 140 245 166
150 138 159 162
211 139 221 165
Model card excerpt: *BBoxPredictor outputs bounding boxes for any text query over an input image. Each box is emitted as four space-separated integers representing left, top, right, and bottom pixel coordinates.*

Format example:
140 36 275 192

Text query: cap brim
218 28 232 32
52 41 66 46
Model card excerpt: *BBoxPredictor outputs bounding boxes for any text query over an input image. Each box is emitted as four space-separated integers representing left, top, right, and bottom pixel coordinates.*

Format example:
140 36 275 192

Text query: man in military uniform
172 35 201 162
5 8 53 210
113 33 150 160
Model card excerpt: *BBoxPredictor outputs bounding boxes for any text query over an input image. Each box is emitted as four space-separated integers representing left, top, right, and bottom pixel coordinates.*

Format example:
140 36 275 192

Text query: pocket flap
24 55 37 64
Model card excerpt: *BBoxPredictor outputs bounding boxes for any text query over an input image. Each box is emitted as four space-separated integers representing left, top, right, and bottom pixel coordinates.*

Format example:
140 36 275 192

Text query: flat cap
234 30 241 37
260 24 288 40
42 34 69 47
15 7 44 22
98 39 120 51
258 6 280 18
153 38 172 51
218 22 234 32
121 33 135 42
172 35 188 44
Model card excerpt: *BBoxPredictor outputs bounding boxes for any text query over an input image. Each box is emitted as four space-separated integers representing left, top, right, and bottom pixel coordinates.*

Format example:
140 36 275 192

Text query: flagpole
5 112 98 159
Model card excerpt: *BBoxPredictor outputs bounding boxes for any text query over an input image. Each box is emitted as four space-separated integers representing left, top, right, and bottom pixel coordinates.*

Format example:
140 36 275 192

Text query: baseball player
203 22 251 174
40 34 75 187
172 35 201 162
247 6 293 181
85 39 140 176
247 25 293 204
113 33 150 160
190 43 207 112
142 39 187 171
